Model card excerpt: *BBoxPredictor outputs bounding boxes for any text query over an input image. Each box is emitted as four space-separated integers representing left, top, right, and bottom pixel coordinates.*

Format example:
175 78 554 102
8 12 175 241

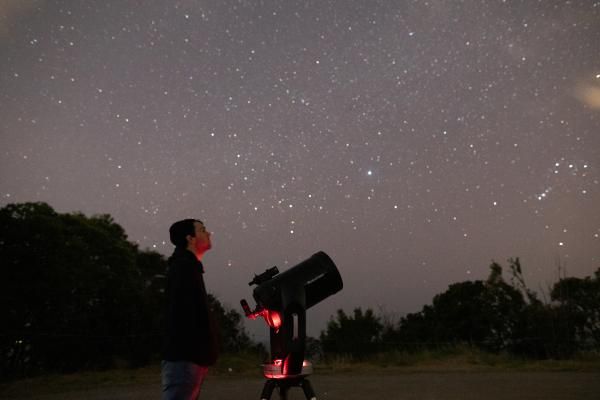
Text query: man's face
188 221 212 255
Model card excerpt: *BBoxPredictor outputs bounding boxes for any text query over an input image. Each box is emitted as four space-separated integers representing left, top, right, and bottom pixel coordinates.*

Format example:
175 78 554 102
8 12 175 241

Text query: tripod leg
301 378 317 400
260 379 277 400
279 384 289 400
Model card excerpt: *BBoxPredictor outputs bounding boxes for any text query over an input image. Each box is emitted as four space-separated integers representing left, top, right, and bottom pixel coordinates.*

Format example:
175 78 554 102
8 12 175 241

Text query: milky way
1 1 599 339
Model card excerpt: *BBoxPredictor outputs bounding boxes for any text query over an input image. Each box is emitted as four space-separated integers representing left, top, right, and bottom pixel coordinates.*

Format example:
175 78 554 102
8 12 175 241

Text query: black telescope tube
252 251 343 310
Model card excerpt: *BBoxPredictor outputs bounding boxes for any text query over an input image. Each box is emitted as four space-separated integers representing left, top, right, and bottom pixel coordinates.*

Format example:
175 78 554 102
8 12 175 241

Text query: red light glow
243 306 282 331
264 310 282 329
262 359 313 379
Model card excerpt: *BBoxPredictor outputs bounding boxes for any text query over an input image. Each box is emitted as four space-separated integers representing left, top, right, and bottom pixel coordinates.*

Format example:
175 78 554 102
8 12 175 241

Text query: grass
0 366 160 397
0 352 267 398
2 349 599 397
318 346 600 373
210 351 269 376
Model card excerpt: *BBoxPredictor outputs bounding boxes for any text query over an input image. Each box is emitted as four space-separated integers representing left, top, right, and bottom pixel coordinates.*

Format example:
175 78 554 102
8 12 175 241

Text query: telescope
241 251 343 400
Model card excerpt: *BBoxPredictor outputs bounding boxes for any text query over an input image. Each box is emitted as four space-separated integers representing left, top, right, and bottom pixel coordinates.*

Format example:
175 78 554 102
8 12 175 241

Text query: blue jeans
161 360 209 400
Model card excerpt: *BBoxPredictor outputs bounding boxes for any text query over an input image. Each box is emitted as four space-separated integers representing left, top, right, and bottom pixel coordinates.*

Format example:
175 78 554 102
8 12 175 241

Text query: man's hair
169 219 203 248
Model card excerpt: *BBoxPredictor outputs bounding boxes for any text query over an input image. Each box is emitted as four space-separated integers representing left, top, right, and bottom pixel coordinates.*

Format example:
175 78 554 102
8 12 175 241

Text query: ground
2 371 600 399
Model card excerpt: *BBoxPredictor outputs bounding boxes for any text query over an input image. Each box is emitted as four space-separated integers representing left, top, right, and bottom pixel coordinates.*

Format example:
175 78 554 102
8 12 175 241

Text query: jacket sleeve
196 274 219 365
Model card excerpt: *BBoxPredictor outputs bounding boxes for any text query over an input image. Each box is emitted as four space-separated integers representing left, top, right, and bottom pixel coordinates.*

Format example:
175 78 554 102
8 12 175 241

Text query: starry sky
1 0 599 340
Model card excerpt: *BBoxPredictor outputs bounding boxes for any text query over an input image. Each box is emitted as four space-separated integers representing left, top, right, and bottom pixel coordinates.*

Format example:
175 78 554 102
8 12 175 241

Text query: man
162 219 218 400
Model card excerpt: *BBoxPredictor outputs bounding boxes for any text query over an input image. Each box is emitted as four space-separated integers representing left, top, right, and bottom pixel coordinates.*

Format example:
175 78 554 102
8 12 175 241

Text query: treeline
0 202 256 379
2 202 598 379
320 259 600 360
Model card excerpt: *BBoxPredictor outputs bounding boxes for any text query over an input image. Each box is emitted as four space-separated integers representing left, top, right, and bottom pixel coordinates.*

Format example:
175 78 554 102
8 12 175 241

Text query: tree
0 202 261 378
508 264 598 359
507 257 541 305
320 308 383 359
550 269 600 350
395 261 527 352
0 203 149 375
393 260 599 358
126 249 169 365
207 294 253 353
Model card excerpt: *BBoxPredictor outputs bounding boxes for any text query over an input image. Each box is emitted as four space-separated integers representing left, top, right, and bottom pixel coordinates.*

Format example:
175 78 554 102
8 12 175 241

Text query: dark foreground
3 371 600 400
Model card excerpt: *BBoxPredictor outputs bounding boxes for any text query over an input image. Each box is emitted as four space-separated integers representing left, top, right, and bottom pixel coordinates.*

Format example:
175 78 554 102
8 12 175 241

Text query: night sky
2 1 599 340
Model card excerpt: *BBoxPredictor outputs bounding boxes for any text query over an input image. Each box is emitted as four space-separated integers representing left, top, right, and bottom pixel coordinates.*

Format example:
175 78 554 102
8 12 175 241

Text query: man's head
169 219 212 259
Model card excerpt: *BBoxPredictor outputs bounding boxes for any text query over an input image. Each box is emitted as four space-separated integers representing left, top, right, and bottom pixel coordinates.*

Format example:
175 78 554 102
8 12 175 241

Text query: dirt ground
3 371 600 400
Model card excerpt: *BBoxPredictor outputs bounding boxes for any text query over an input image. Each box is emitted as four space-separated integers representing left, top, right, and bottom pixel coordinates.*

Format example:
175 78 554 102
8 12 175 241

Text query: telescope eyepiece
240 299 252 317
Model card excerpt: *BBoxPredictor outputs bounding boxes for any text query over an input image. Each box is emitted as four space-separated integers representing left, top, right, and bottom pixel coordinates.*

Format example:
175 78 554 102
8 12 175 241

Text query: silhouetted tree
320 308 382 359
547 269 600 353
304 336 324 361
507 262 597 359
394 260 599 358
507 257 541 305
0 202 256 378
207 294 253 353
0 203 144 375
126 249 169 365
395 262 527 352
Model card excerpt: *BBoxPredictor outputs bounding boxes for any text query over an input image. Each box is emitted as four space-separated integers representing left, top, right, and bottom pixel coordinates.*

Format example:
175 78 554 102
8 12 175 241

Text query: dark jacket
163 247 218 366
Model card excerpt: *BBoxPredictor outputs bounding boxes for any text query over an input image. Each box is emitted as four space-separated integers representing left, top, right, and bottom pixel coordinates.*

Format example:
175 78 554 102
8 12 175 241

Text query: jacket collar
171 247 205 273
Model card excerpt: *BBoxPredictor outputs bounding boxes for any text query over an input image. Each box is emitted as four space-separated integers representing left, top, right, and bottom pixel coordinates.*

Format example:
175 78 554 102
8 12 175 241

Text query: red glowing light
243 306 282 331
263 359 313 379
282 357 290 376
265 310 282 329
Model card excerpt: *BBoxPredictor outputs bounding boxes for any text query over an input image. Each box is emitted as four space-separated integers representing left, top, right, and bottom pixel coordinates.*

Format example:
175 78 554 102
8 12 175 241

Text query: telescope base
260 376 317 400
